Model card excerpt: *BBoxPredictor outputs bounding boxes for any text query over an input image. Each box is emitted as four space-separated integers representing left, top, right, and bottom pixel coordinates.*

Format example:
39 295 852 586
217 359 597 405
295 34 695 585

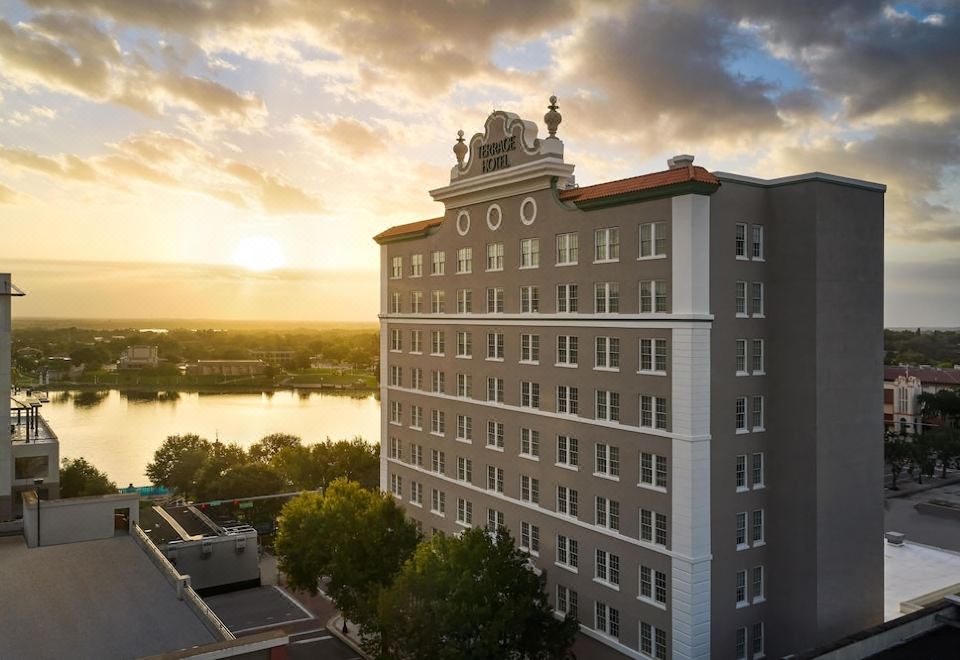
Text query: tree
910 435 936 484
201 463 287 500
250 433 303 463
321 437 379 490
918 390 960 429
275 479 420 632
59 457 117 498
884 432 913 490
145 434 211 495
377 527 578 660
927 428 960 479
271 444 318 490
192 441 250 500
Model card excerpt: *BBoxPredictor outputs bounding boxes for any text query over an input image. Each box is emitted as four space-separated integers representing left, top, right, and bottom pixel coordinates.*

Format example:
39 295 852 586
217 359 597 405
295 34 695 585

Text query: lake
40 390 381 486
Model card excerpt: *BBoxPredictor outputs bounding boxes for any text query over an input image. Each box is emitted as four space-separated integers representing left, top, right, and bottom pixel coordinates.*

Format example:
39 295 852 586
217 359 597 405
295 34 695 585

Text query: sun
232 236 286 272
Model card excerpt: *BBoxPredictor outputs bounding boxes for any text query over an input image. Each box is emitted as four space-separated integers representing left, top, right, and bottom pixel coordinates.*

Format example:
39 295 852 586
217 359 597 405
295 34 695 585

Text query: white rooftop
884 539 960 620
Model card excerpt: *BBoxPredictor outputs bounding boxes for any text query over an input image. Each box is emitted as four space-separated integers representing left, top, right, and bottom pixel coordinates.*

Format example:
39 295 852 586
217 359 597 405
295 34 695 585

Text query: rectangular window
390 256 403 279
752 282 764 317
457 415 473 442
735 281 747 316
639 221 668 258
456 331 472 358
751 224 764 260
639 338 667 373
594 227 620 262
411 367 423 390
390 400 402 424
736 627 747 660
752 622 765 657
557 385 579 415
487 465 504 493
556 335 578 366
410 480 422 505
736 511 747 547
595 443 620 478
736 569 748 606
594 282 619 313
752 453 765 488
520 428 540 458
410 443 423 466
735 223 747 258
520 381 540 408
389 437 402 460
520 475 539 504
752 338 765 374
520 285 539 313
410 330 422 353
640 395 667 430
595 336 620 370
520 238 540 268
431 290 445 313
456 247 472 274
456 373 471 397
556 232 578 265
595 497 620 532
753 565 765 603
389 365 402 387
520 521 540 554
557 486 579 518
556 585 578 619
640 453 668 489
486 421 504 449
595 390 620 422
390 328 402 352
655 513 668 546
556 534 578 568
487 377 504 403
556 284 578 313
487 332 504 359
390 291 401 313
457 288 472 313
486 287 504 313
431 410 445 435
410 405 422 430
431 330 445 355
410 254 423 277
752 509 765 544
431 370 445 393
389 473 402 497
736 339 747 374
640 622 668 660
487 508 505 531
736 455 747 491
557 435 578 467
486 242 504 271
595 549 620 585
457 498 472 524
431 488 445 514
431 250 445 275
736 397 747 431
752 395 764 430
411 290 423 313
640 280 668 313
595 602 619 639
639 566 668 605
520 334 540 362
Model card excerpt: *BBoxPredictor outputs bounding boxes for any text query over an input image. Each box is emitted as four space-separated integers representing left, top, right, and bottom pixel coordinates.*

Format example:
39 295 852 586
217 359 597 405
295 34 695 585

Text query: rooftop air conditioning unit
885 531 905 546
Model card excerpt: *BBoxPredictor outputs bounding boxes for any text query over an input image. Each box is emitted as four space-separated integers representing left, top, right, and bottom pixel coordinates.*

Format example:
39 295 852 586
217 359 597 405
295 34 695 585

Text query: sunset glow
232 236 286 272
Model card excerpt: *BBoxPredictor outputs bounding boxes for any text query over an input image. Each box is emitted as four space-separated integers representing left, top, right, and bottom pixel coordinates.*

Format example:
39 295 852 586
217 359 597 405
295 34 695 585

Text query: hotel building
374 100 885 659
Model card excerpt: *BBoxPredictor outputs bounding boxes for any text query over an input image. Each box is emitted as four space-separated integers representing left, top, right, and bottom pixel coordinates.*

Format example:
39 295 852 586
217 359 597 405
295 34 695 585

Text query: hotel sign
457 111 543 179
478 135 518 173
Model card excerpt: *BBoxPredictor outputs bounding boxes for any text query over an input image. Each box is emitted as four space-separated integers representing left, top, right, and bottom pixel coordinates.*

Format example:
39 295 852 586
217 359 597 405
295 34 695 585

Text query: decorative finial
544 95 561 138
453 129 467 166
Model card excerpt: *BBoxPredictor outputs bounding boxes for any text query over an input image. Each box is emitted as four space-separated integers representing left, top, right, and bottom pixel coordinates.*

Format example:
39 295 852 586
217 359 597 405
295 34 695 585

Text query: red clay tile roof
884 365 960 386
373 216 444 243
559 165 719 204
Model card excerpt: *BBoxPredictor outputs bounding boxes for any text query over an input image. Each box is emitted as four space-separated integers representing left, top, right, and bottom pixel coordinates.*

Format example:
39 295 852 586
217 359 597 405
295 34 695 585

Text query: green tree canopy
200 463 287 500
378 527 578 660
249 433 303 463
59 457 118 498
884 432 913 490
145 434 211 495
275 479 420 632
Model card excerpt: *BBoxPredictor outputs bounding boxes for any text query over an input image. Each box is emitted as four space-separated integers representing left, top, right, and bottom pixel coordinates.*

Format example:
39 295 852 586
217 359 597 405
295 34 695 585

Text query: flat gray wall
21 491 139 547
165 530 260 591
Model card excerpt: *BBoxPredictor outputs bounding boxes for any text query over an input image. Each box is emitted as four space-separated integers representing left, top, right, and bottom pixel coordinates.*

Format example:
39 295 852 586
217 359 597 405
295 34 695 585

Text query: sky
0 0 958 326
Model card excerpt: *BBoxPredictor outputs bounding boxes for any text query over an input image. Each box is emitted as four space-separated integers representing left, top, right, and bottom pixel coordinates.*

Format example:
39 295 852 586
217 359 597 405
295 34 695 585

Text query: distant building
375 103 885 658
250 349 295 365
119 344 160 369
2 274 60 520
884 365 960 434
188 360 267 376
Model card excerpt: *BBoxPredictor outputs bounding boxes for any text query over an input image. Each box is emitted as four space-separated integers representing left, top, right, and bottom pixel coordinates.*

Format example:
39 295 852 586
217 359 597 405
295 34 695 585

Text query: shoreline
22 383 379 395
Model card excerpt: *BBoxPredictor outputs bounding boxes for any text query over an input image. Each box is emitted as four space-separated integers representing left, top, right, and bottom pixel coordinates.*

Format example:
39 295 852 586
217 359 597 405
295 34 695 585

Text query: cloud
290 114 383 157
0 182 19 203
224 162 325 214
0 145 97 180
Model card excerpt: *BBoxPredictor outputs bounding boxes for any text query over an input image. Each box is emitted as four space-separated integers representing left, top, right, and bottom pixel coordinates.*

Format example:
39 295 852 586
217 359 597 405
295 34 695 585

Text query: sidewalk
886 470 960 499
326 615 371 660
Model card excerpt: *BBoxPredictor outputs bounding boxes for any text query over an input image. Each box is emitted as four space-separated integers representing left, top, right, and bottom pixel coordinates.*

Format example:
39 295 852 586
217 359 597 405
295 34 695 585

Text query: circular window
520 197 537 225
456 210 470 236
486 204 502 231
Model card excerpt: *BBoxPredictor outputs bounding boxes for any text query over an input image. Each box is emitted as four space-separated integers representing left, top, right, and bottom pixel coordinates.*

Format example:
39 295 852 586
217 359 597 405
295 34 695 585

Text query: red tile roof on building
373 216 444 243
558 165 719 204
884 365 960 386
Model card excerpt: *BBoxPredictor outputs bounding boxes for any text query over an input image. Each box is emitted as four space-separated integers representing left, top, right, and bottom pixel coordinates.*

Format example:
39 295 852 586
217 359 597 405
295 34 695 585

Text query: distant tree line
886 390 960 489
885 329 960 367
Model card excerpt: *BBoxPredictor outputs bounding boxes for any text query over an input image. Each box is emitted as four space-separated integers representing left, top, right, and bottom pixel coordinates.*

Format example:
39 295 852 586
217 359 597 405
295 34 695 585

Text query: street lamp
33 478 43 547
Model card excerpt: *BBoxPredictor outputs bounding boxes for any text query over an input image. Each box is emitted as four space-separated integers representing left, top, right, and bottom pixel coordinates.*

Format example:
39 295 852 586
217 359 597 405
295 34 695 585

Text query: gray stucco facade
375 108 885 659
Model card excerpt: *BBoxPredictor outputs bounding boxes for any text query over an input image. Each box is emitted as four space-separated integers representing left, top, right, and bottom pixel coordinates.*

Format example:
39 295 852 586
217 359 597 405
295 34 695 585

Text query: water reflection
73 390 109 408
121 390 181 404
